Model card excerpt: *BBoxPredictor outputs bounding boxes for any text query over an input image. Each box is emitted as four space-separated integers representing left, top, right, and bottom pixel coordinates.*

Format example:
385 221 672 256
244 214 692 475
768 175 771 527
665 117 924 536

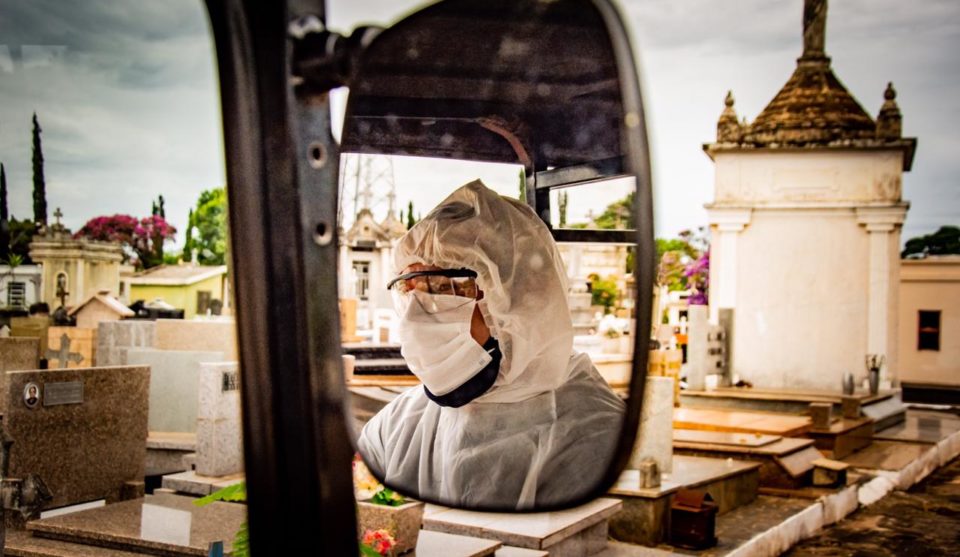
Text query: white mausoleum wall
898 258 960 386
730 210 870 391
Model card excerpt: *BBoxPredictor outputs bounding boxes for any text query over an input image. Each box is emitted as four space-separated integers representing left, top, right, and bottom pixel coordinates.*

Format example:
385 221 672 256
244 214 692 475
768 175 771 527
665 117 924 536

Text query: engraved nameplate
222 371 239 393
43 381 84 406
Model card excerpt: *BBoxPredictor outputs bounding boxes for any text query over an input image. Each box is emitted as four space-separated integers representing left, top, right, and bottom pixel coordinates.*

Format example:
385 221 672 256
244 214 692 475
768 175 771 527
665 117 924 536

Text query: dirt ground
786 454 960 557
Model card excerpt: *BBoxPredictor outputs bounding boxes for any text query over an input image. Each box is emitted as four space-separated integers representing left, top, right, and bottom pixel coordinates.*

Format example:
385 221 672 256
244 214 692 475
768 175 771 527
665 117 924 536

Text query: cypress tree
518 168 527 203
406 201 415 229
1 163 9 260
184 208 195 262
31 113 47 226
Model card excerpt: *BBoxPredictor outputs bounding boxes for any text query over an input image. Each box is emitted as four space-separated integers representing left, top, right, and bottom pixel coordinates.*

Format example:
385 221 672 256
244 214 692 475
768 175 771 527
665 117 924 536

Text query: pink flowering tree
75 214 176 269
683 251 710 306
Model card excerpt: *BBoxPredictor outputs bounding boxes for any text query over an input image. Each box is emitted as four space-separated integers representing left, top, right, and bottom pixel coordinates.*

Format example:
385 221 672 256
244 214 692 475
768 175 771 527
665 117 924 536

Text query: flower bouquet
354 455 424 555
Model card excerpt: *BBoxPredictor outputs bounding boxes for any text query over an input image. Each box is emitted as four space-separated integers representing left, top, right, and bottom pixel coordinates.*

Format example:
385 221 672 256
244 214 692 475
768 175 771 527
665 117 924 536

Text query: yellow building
898 256 960 387
127 265 228 320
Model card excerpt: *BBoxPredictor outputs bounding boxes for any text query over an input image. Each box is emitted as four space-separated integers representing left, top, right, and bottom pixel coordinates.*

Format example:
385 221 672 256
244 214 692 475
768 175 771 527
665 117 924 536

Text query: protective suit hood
394 180 574 403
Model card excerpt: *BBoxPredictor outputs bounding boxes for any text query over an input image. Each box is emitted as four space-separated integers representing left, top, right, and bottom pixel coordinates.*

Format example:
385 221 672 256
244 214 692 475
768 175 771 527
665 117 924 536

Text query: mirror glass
335 0 647 510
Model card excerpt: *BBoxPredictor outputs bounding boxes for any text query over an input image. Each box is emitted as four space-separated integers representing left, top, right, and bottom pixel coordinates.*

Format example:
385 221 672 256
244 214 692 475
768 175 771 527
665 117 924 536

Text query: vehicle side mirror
338 0 655 511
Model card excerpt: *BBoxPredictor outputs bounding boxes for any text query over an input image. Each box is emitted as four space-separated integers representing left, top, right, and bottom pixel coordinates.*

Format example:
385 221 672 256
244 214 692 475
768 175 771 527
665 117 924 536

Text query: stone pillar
706 208 752 323
856 205 908 384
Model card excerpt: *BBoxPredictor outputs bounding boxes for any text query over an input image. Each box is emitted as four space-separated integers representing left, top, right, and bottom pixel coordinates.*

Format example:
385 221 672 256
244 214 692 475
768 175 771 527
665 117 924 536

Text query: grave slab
872 412 960 445
861 393 907 430
96 321 156 367
6 366 149 511
673 431 821 489
125 349 225 434
673 407 811 437
415 530 501 556
26 493 246 557
423 498 621 556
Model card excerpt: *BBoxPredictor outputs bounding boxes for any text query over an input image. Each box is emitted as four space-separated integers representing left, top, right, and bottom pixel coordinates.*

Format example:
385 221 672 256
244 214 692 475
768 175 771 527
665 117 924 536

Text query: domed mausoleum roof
705 0 916 170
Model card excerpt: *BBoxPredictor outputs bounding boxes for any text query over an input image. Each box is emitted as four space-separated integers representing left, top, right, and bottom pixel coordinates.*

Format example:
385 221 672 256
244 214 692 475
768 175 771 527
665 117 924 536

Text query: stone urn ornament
841 372 855 395
865 354 885 396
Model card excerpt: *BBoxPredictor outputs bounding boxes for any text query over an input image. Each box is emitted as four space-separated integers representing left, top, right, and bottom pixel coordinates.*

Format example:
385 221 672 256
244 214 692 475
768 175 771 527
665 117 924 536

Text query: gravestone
96 320 156 366
46 327 96 369
196 362 243 477
125 348 225 433
0 337 42 414
155 319 238 360
628 376 674 475
5 365 149 510
686 305 727 391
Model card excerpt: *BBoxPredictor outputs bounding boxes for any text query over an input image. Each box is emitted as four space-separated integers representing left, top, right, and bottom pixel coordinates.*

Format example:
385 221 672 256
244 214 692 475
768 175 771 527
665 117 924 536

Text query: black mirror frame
205 0 652 553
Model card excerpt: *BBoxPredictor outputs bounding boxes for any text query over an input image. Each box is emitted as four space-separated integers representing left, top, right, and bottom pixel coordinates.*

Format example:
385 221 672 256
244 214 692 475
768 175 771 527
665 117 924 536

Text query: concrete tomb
0 337 41 414
155 319 238 360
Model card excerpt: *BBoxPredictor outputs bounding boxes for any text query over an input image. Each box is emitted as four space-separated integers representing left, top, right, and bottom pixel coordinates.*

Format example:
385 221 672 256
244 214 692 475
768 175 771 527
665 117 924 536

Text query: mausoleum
702 0 917 391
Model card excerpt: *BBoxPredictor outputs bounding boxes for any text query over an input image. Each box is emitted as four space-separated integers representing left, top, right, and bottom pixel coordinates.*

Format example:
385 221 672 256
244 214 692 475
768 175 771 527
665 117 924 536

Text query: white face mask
397 290 493 396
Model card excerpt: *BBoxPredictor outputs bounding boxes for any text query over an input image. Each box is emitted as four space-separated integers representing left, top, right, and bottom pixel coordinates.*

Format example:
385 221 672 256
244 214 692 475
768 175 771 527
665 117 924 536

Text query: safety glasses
386 268 479 298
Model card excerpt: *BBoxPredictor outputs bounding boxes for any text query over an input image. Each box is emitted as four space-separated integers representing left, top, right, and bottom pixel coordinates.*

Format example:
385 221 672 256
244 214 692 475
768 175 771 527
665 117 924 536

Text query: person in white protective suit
358 180 625 509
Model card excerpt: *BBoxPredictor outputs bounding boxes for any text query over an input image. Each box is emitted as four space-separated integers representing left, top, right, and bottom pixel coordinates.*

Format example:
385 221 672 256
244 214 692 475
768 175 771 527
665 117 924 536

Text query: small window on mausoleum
918 310 941 351
7 281 26 308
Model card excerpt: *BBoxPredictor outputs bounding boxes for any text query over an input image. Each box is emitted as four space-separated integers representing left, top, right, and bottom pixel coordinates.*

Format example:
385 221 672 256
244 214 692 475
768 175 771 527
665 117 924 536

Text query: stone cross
45 333 84 369
53 207 64 227
802 0 827 58
55 274 69 309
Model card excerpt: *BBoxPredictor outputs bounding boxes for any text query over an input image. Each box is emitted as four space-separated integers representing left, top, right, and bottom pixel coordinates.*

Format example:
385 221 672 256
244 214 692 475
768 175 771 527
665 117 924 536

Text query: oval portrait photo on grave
339 0 654 511
23 382 40 409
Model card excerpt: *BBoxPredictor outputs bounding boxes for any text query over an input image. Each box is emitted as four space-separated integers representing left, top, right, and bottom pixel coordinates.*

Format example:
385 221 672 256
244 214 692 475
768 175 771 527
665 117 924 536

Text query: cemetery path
785 454 960 557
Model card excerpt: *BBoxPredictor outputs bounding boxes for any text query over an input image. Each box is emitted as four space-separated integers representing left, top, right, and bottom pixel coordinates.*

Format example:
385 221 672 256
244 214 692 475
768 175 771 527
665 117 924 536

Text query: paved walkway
786 454 960 556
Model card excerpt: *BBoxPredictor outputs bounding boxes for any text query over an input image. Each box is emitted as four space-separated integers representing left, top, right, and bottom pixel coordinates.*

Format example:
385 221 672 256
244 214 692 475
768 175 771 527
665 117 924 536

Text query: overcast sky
0 0 957 249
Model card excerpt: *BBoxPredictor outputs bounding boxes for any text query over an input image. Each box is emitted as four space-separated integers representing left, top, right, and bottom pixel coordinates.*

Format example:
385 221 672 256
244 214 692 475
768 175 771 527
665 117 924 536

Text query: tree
151 195 166 218
902 226 960 258
190 187 228 265
1 163 9 261
684 252 710 305
558 191 569 228
592 192 634 230
656 228 709 292
7 218 37 263
517 168 527 203
32 113 47 226
183 208 195 262
74 214 176 270
406 201 416 229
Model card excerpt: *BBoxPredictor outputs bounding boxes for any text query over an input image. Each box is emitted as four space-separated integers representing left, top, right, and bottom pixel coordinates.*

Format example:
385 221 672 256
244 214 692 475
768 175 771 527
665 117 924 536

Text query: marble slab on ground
162 470 245 496
693 495 820 556
26 493 246 557
862 394 906 424
196 362 243 476
125 348 225 433
155 319 238 360
423 497 621 551
673 408 811 436
96 320 156 366
0 337 41 414
415 529 501 556
6 366 149 509
872 413 960 444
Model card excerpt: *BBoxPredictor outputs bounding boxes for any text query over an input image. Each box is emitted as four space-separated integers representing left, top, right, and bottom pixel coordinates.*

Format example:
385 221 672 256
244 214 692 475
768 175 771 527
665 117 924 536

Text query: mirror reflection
336 0 646 510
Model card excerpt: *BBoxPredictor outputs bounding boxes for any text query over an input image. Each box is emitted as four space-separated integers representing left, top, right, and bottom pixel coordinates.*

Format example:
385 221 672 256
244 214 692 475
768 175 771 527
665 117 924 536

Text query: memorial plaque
222 370 239 393
43 380 84 406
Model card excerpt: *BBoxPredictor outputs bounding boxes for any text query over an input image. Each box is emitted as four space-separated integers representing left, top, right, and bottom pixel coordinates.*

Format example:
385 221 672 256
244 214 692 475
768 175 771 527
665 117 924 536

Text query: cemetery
0 0 957 556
